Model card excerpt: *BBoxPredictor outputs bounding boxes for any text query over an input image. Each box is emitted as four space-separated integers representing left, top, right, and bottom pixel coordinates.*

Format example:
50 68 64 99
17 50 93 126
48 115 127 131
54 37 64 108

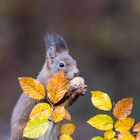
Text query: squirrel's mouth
66 75 79 81
66 77 75 81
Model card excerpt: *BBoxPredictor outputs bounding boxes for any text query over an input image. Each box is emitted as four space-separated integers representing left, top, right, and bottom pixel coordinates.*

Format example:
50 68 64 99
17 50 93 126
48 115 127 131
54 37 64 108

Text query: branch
41 89 85 140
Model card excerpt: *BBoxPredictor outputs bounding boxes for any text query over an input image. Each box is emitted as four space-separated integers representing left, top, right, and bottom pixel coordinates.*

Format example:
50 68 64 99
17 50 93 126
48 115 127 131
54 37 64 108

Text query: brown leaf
46 71 67 104
133 122 140 132
113 98 133 119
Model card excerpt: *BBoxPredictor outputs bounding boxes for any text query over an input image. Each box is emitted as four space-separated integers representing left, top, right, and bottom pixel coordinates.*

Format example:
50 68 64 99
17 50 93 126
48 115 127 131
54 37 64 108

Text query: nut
70 77 85 90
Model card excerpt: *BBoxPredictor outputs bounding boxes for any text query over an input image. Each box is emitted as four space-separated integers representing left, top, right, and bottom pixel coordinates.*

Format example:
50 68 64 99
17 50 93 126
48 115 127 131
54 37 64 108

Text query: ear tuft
44 33 69 53
44 33 56 47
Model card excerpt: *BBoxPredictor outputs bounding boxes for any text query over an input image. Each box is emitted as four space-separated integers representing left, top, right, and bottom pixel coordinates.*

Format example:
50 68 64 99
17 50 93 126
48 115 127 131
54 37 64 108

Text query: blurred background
0 0 140 139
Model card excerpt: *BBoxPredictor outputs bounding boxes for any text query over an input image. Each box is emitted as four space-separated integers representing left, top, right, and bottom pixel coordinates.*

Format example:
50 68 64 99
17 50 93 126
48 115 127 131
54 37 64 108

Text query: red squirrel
10 33 85 140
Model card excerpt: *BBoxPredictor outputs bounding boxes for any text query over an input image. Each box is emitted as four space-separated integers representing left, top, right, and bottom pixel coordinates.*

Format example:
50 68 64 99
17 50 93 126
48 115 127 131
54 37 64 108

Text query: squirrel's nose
73 70 79 77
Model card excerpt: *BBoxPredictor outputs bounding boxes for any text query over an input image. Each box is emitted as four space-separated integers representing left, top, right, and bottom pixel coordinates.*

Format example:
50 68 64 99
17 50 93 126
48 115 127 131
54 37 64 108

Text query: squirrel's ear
46 46 56 65
44 33 69 55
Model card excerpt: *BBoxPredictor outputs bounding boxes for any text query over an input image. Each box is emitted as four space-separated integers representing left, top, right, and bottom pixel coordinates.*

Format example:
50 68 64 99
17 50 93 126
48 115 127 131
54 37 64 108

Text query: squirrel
10 33 85 140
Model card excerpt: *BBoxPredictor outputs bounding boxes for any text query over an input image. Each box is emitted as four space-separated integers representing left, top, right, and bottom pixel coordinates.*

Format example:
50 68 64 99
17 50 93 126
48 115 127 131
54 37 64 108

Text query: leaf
87 114 113 130
91 91 112 111
18 77 45 100
113 98 133 119
91 136 103 140
133 122 140 132
118 131 135 140
60 134 73 140
104 130 115 139
46 71 67 104
29 103 52 119
115 117 135 132
136 132 140 140
52 106 66 122
23 118 49 138
60 123 75 135
64 110 71 121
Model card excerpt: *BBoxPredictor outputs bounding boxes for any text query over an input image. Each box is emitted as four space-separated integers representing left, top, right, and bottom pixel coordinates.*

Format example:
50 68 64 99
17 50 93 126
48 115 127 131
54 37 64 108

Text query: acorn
69 77 87 95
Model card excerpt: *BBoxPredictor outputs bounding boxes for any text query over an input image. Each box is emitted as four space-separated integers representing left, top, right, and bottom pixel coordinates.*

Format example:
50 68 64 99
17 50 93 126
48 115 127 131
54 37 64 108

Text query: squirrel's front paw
69 77 87 95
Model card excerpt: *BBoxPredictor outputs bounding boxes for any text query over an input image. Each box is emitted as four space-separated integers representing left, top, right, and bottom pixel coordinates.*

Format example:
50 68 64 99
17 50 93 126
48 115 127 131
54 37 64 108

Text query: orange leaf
118 131 135 140
115 117 135 132
60 123 75 135
133 122 140 132
136 132 140 140
113 98 133 119
18 77 45 100
52 106 66 122
64 110 71 121
46 71 67 104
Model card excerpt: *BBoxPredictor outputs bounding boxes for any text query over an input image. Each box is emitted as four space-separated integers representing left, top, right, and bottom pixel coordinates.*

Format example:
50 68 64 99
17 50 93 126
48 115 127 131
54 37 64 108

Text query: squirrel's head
43 33 79 81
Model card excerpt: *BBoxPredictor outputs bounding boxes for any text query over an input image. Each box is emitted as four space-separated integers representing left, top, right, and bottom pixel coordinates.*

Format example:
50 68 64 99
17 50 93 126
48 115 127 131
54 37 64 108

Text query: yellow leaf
18 77 45 100
113 98 133 119
47 71 67 104
29 103 52 119
23 118 49 138
104 130 115 139
60 123 75 135
115 117 135 132
118 131 135 140
52 106 66 122
87 114 113 130
91 91 112 111
60 134 73 140
64 110 71 121
91 136 103 140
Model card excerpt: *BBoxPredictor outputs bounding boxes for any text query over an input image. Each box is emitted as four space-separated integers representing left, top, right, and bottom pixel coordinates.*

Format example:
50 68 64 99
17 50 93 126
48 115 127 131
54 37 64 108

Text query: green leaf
87 114 113 130
23 118 49 138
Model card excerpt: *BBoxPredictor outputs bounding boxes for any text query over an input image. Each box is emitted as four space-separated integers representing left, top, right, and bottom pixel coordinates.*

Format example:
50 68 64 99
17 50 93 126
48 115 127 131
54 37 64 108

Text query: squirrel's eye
59 61 65 68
